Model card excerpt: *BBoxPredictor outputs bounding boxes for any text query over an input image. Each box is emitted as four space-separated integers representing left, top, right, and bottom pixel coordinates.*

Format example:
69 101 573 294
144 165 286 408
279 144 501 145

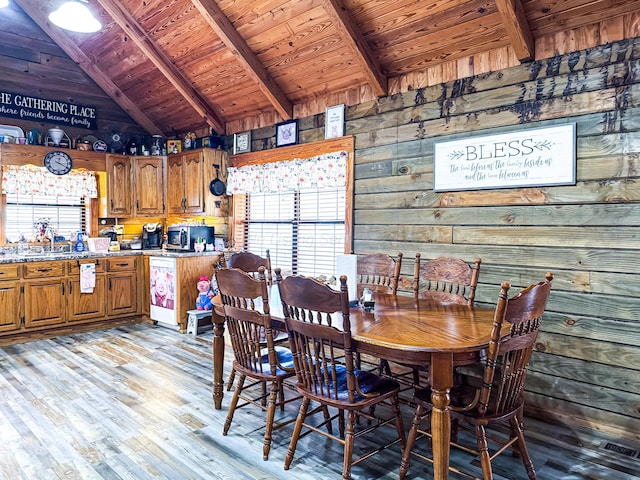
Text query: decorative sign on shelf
325 104 345 139
433 123 576 192
0 90 97 129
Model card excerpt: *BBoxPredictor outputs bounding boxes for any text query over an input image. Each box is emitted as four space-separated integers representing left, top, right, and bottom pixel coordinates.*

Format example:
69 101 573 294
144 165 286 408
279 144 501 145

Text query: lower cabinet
67 259 107 322
0 255 141 338
23 261 66 328
0 264 21 332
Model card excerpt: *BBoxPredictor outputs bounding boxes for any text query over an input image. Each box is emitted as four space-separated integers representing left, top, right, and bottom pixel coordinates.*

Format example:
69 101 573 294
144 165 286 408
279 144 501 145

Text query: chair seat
303 364 400 404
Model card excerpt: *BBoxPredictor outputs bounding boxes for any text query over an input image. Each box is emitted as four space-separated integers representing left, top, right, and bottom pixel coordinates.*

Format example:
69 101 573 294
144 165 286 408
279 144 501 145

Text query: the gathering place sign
0 90 97 130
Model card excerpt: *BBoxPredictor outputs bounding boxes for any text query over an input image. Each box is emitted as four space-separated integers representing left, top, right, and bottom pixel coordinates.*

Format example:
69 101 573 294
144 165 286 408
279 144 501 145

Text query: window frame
228 136 354 257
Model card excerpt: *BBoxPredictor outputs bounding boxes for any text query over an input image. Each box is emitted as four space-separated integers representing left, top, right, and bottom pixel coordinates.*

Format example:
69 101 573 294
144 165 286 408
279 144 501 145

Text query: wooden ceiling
11 0 640 136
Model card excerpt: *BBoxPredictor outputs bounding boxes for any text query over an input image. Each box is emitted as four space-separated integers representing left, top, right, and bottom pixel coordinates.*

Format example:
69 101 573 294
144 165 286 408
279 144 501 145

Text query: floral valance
2 164 98 198
227 150 348 194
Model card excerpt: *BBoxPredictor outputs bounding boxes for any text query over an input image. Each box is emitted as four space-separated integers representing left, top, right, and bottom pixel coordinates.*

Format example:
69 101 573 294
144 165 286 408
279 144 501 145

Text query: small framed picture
276 120 299 147
325 104 345 139
233 131 251 154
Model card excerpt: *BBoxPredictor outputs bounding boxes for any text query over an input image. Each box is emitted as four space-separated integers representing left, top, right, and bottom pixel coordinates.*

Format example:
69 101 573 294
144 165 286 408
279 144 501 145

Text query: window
246 186 346 278
5 193 87 243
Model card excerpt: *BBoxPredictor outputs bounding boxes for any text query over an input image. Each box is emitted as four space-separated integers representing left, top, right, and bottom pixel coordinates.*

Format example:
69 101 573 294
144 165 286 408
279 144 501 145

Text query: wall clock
276 120 299 147
44 150 73 175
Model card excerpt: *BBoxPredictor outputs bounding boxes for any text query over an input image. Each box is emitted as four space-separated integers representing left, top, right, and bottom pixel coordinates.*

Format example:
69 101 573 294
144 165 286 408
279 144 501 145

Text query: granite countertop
0 249 221 264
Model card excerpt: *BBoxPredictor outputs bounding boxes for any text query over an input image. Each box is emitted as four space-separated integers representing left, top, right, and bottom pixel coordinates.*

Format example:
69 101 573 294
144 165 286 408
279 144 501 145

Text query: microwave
166 226 215 251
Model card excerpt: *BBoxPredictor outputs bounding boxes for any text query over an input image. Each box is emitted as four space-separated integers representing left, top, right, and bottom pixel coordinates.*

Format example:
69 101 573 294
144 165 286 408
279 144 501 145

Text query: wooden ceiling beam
95 0 225 133
14 0 164 135
319 0 387 97
191 0 293 120
495 0 534 61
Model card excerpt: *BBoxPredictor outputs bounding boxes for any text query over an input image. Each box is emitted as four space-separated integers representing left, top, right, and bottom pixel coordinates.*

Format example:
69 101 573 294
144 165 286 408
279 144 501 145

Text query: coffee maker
142 223 163 249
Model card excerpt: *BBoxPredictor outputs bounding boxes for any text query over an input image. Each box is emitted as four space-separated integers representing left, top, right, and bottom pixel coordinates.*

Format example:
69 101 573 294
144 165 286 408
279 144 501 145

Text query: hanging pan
209 164 226 196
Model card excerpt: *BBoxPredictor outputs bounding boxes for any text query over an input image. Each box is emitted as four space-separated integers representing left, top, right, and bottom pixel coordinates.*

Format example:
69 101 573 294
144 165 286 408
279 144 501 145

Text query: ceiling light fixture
0 0 9 9
49 0 101 33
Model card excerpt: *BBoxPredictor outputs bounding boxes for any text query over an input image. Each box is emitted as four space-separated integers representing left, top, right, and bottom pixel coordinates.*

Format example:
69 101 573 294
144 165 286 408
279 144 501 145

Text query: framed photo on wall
233 131 251 154
325 104 345 139
276 120 299 147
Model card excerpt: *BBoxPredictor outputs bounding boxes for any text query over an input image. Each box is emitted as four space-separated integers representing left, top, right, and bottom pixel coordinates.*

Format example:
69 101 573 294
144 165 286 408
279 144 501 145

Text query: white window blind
5 193 86 243
246 186 345 278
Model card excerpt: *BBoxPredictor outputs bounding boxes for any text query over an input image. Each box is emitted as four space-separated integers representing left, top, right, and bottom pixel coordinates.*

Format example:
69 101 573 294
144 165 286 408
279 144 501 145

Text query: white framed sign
433 123 576 192
325 104 345 139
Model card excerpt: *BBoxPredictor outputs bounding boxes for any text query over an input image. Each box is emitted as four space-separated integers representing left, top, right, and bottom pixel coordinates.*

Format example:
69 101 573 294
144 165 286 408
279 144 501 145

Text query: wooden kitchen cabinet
106 154 132 216
23 261 66 328
133 156 165 216
0 264 21 333
166 150 205 215
67 259 107 322
106 256 138 316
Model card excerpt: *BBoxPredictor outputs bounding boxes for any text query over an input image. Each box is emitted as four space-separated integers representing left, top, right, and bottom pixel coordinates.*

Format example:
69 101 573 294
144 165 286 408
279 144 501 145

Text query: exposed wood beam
319 0 387 97
95 0 225 133
14 0 164 135
495 0 534 61
191 0 293 120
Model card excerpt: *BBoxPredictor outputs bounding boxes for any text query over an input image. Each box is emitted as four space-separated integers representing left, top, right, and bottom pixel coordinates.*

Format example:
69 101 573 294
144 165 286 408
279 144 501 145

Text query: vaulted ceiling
11 0 640 136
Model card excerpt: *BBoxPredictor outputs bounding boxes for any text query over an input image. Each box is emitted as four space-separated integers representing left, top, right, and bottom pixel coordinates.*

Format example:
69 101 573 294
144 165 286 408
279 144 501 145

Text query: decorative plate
93 140 108 152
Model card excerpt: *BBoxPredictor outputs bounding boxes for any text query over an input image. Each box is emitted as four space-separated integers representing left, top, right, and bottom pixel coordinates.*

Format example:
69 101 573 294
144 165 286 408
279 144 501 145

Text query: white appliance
149 256 177 328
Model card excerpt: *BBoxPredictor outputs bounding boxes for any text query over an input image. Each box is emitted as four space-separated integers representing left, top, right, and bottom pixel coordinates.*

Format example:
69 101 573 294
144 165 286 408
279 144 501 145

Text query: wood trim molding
228 136 354 167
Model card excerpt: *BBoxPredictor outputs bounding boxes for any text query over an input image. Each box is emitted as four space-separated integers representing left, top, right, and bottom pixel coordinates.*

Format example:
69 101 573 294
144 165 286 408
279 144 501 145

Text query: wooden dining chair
357 252 403 375
357 252 403 295
413 253 481 305
226 249 273 285
399 272 554 480
223 249 282 391
215 266 298 461
276 270 406 480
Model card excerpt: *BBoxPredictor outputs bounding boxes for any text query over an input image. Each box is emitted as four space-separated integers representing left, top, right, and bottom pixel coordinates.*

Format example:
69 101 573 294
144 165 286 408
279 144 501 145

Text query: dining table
211 287 497 480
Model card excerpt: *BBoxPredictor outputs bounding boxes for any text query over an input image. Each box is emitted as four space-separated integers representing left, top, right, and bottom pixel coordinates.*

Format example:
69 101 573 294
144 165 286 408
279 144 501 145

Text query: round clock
44 150 73 175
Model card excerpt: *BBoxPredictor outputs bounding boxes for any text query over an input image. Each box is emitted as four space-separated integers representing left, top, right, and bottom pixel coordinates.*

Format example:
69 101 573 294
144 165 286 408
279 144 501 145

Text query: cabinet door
24 280 66 328
0 282 21 332
166 155 187 214
108 273 138 316
183 151 205 214
133 157 164 216
106 155 132 216
67 275 107 321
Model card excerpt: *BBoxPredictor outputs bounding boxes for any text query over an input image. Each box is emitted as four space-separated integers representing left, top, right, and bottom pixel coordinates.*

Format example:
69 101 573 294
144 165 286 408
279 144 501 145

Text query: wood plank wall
346 39 640 441
242 38 640 441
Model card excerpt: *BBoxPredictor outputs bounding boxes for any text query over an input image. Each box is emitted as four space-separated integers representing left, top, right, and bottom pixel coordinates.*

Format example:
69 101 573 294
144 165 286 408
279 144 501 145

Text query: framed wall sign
325 104 345 139
433 123 576 192
276 119 298 147
233 131 251 154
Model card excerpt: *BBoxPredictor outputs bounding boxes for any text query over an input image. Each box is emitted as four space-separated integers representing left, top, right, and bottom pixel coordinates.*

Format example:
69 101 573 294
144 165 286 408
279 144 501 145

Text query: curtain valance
1 164 98 198
227 150 347 194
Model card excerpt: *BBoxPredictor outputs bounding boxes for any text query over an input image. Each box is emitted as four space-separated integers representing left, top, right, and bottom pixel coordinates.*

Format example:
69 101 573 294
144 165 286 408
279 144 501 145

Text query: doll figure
195 275 214 310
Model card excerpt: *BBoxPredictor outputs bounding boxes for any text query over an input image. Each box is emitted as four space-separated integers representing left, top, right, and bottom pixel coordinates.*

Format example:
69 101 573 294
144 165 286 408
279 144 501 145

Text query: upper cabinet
133 156 165 216
166 150 205 215
106 155 133 217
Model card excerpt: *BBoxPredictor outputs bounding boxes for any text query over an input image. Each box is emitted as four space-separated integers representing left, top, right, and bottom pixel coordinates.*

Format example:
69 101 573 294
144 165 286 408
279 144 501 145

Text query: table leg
430 352 454 480
212 312 226 409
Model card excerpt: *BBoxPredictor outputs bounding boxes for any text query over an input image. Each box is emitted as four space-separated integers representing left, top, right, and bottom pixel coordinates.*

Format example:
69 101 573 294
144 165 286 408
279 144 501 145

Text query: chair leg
510 413 536 480
342 410 357 480
223 374 246 435
399 404 426 480
391 395 406 450
475 424 493 480
284 396 310 471
338 409 346 438
226 366 236 391
263 380 279 461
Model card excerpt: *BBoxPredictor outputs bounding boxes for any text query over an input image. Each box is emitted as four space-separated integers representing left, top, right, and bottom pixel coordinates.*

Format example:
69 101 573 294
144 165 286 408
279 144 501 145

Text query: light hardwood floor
0 324 638 480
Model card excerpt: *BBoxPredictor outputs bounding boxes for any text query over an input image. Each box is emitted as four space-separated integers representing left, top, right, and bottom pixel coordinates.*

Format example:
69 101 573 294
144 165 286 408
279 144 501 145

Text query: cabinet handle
136 200 140 210
109 278 112 290
69 281 72 294
111 199 114 209
62 283 65 295
37 268 52 273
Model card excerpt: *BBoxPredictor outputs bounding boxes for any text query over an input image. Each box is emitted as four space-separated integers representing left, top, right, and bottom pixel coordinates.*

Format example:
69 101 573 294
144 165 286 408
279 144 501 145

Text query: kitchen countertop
0 249 222 264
